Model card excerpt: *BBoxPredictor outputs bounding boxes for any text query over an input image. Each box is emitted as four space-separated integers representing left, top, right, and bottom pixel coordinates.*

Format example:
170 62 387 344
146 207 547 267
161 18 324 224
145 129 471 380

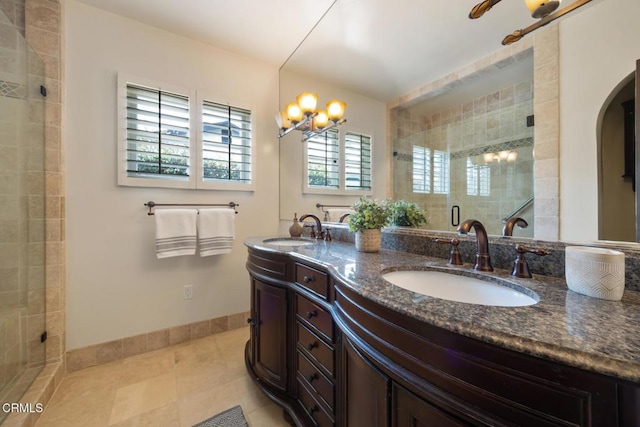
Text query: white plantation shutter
202 101 252 184
345 132 372 190
125 83 190 180
307 129 340 188
412 145 431 193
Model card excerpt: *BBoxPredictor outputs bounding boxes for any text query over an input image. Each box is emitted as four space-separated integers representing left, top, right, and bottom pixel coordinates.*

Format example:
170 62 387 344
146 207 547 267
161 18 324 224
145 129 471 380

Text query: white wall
65 1 280 349
278 70 388 223
559 0 640 241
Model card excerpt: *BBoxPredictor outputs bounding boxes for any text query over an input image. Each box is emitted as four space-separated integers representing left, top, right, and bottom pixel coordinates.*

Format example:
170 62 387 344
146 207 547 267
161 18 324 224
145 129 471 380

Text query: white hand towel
198 208 235 256
326 208 354 223
155 209 198 259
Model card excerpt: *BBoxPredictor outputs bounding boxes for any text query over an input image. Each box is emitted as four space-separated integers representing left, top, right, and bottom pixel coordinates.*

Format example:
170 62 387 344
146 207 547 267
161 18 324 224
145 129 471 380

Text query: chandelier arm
469 0 503 19
502 0 594 45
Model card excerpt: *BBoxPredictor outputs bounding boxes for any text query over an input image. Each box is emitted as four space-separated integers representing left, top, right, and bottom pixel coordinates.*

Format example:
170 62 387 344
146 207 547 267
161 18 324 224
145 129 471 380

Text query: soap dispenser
289 213 303 237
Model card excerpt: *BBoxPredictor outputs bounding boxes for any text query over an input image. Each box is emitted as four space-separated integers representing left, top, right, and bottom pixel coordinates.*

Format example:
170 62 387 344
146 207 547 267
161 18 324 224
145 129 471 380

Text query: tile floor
35 327 291 426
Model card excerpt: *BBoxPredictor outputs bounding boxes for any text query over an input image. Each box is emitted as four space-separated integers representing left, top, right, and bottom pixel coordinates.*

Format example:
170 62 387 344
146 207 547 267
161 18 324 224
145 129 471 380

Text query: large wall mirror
278 0 640 244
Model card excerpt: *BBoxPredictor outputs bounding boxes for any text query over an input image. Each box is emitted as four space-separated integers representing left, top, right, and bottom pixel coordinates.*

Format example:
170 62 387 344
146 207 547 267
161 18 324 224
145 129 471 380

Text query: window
201 101 252 184
466 157 490 196
432 150 450 195
307 129 340 188
412 145 431 193
118 75 254 191
124 84 191 181
304 129 373 194
344 132 372 190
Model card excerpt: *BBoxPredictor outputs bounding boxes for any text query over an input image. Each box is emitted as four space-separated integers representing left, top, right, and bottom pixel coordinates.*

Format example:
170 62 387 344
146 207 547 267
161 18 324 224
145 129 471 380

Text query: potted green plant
348 196 391 252
390 200 429 228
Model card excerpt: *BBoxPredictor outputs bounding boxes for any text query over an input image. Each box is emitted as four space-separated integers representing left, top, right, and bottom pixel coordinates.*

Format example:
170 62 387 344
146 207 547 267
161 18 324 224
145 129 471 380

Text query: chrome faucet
502 217 528 237
457 219 493 272
299 214 324 240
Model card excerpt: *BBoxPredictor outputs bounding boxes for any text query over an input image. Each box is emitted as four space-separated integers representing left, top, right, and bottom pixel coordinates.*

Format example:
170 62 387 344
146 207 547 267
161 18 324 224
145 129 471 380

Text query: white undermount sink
382 270 538 307
263 238 315 247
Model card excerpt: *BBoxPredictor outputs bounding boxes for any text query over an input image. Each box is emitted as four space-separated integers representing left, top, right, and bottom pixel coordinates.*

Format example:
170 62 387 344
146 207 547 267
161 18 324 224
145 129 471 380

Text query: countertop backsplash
324 225 640 292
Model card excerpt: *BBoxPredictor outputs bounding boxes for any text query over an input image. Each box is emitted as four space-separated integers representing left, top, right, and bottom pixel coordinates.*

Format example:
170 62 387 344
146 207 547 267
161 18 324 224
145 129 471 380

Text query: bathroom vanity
244 237 640 427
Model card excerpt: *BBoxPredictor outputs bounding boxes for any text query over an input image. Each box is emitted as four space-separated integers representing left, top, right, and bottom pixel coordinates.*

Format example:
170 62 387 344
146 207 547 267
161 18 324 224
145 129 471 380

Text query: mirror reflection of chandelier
275 92 346 142
483 150 518 163
468 0 593 45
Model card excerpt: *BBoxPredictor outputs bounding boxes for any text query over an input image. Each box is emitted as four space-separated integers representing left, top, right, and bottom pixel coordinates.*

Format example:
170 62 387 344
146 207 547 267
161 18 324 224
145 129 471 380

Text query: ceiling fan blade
469 0 503 19
501 0 594 45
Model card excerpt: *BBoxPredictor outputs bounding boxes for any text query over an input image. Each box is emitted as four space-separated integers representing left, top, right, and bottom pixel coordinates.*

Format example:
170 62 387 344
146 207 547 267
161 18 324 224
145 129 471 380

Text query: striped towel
155 209 198 259
198 208 235 256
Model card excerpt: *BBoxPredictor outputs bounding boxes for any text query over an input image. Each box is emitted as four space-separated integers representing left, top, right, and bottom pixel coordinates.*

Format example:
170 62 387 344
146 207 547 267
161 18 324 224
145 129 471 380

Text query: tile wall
391 81 534 236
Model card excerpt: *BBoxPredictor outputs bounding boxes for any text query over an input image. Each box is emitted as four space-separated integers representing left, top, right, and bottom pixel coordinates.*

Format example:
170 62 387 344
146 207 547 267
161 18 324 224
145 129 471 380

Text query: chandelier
468 0 594 45
276 92 347 142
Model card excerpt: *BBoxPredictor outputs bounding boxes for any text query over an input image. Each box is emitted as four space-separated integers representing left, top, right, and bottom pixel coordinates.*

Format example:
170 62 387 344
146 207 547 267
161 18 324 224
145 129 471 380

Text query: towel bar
144 201 239 216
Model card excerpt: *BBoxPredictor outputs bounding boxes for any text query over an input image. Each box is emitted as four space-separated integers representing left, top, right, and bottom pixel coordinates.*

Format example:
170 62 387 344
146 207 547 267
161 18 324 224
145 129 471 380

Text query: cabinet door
342 337 390 427
253 278 288 392
392 384 469 427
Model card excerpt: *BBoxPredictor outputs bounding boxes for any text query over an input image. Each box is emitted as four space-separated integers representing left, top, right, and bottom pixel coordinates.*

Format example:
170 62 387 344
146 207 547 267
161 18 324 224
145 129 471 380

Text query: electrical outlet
184 284 193 300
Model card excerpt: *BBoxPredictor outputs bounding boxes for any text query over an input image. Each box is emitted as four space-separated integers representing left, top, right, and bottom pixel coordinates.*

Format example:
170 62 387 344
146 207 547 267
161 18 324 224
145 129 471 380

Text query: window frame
117 74 255 191
302 126 374 196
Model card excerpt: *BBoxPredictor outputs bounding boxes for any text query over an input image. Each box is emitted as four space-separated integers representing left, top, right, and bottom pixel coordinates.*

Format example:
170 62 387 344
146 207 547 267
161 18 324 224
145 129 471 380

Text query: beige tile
109 402 180 427
177 380 240 427
211 316 228 334
227 312 246 330
189 320 210 339
96 339 123 365
109 373 177 425
65 345 97 372
173 335 220 366
232 375 271 413
118 348 175 387
146 329 169 352
169 324 190 346
175 352 231 398
122 334 147 359
245 401 291 427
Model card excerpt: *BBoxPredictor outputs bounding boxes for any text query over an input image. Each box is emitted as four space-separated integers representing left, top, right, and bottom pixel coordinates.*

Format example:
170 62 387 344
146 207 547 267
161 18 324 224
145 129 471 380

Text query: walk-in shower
0 8 47 423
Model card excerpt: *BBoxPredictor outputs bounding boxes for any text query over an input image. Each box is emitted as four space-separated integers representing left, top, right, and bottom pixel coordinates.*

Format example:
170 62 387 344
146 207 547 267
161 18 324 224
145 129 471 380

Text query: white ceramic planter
565 246 625 301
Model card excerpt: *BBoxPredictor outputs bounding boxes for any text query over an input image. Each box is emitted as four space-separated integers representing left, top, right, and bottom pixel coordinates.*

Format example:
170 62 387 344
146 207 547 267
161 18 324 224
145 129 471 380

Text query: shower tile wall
392 81 534 236
0 5 47 411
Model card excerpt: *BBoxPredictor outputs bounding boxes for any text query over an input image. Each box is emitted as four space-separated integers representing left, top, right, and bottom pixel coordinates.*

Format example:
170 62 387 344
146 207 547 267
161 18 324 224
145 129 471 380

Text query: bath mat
193 405 248 427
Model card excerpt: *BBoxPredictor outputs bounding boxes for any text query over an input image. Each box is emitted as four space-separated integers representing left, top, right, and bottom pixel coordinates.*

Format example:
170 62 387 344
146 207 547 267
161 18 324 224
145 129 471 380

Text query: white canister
564 246 625 301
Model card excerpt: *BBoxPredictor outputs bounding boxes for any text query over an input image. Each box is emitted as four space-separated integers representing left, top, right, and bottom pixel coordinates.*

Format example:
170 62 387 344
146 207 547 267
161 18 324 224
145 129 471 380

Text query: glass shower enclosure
0 9 47 422
392 79 535 238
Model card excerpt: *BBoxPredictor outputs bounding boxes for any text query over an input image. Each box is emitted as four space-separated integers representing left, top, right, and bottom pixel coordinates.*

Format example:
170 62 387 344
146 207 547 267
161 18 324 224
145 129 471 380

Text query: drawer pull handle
307 372 319 383
306 310 317 319
303 275 315 283
307 341 318 351
307 405 318 416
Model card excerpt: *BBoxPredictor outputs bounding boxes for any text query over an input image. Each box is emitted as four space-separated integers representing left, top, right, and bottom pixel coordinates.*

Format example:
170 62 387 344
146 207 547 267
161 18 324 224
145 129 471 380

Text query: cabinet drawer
295 263 329 298
296 294 334 343
297 322 335 378
297 350 334 412
297 378 335 427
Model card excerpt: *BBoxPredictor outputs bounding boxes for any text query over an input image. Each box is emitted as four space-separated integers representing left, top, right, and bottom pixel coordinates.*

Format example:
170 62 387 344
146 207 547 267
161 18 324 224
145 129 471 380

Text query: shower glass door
0 9 47 422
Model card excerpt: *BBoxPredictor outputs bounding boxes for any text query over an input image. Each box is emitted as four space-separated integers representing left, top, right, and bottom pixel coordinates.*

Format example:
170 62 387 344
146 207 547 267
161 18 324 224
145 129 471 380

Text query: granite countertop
245 237 640 383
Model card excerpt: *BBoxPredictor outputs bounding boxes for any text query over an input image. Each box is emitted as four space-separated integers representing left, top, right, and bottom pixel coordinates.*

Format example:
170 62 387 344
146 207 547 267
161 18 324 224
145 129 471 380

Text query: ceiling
75 0 576 102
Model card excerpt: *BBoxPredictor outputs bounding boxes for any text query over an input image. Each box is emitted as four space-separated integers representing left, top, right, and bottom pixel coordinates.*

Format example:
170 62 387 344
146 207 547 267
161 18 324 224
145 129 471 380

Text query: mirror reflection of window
432 150 450 195
308 129 340 188
345 132 372 191
466 157 490 197
412 145 431 193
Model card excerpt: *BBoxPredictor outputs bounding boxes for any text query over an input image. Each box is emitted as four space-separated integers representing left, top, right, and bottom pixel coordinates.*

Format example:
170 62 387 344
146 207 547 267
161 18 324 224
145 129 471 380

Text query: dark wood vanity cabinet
251 277 288 392
245 247 639 427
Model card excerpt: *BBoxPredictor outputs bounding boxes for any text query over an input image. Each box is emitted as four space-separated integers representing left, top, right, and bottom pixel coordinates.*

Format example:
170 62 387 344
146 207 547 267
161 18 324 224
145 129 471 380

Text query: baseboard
65 311 250 373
